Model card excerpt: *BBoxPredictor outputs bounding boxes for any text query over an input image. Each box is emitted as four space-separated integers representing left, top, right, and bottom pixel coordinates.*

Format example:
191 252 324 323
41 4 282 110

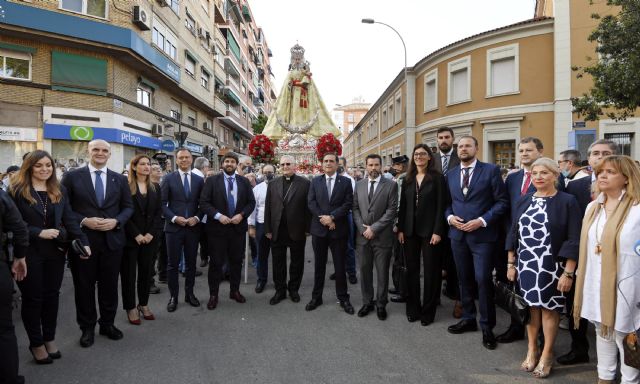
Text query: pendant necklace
35 190 49 227
594 200 619 255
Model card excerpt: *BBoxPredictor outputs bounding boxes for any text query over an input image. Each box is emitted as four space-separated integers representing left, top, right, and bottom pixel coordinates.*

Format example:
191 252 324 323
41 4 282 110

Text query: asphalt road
14 241 598 384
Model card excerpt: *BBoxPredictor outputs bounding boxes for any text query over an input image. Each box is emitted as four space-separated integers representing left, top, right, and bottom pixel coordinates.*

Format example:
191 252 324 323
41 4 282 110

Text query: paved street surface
15 241 598 384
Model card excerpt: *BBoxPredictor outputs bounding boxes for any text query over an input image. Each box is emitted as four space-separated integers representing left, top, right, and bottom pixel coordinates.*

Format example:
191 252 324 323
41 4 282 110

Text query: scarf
573 192 633 337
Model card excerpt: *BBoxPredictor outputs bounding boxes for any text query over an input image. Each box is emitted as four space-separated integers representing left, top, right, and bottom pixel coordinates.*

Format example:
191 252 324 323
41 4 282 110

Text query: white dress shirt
171 169 199 223
341 172 356 191
88 163 107 197
366 175 382 196
447 159 486 227
248 181 267 226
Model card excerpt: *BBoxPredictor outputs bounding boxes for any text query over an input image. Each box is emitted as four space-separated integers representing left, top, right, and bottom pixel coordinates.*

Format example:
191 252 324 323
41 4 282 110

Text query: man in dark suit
445 136 508 350
353 154 398 320
263 155 311 305
200 152 255 310
431 127 462 318
62 139 134 347
306 153 354 314
558 139 616 366
161 148 204 312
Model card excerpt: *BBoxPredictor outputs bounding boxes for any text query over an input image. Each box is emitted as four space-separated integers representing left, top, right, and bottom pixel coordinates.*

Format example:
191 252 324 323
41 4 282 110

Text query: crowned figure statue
263 44 341 141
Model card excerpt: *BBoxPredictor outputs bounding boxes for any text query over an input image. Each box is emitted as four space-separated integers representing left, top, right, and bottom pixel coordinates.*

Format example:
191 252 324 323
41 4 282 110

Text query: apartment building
0 0 276 171
332 101 370 139
344 0 638 168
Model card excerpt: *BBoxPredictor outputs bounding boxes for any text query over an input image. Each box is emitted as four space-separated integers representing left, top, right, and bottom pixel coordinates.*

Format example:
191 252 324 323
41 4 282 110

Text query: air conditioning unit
151 124 164 137
198 27 205 38
202 122 211 131
157 0 170 7
205 31 211 40
132 6 151 31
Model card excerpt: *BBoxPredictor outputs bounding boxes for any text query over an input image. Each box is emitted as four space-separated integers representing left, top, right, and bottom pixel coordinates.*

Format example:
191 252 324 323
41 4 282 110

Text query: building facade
0 0 276 172
332 100 370 139
344 0 638 169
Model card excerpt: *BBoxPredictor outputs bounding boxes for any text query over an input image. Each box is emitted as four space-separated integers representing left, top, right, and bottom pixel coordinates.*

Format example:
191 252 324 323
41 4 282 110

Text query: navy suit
160 171 204 299
200 173 255 296
565 176 592 216
445 160 507 330
62 166 134 330
307 173 353 302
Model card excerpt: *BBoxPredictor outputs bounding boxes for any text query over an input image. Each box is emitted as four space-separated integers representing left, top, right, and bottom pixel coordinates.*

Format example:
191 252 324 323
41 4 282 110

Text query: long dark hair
404 144 438 184
128 154 156 195
9 150 62 204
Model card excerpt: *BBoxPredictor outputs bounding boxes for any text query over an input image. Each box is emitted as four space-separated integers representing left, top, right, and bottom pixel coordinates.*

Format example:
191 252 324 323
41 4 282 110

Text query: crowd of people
0 130 639 383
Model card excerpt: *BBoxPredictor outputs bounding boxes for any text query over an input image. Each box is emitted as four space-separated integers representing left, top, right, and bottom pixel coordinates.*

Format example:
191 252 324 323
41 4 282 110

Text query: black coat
200 173 256 235
307 174 352 239
160 171 204 233
0 189 29 259
565 176 592 215
397 172 447 238
264 175 311 242
124 183 162 247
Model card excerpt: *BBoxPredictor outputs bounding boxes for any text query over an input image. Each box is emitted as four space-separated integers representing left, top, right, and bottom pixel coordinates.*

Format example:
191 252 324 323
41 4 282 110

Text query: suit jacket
505 191 580 261
0 189 29 259
432 151 460 175
444 160 508 242
307 174 353 239
125 183 162 246
11 186 89 246
200 172 256 235
565 176 592 215
160 171 204 233
505 169 566 224
352 176 398 247
263 174 311 242
397 172 447 239
61 166 134 250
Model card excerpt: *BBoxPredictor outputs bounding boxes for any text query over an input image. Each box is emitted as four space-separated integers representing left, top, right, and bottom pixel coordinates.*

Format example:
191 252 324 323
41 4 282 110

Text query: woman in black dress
9 150 90 363
397 144 447 325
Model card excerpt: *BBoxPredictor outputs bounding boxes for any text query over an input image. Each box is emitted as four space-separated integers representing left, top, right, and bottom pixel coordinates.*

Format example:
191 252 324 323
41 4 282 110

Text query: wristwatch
563 271 575 279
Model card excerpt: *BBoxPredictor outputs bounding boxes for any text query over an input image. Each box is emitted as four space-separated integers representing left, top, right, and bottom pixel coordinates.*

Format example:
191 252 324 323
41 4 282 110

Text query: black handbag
494 280 530 325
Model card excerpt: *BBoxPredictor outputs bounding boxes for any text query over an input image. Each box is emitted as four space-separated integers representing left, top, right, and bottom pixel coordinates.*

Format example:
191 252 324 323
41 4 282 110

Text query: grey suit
352 177 398 307
432 151 460 175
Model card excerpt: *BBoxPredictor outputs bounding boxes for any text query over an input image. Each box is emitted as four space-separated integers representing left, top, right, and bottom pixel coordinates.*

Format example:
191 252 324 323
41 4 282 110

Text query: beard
223 166 235 175
368 170 380 179
458 152 475 162
438 143 452 153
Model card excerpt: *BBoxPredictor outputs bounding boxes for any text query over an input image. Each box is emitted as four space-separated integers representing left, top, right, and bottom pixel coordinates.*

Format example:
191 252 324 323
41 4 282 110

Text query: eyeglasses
280 163 291 166
414 152 429 157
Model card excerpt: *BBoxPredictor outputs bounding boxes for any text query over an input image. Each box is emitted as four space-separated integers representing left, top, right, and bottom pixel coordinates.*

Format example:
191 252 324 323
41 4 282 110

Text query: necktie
442 155 449 176
227 176 236 216
183 172 191 217
462 167 471 196
368 180 375 204
94 170 104 207
326 177 333 198
521 171 531 196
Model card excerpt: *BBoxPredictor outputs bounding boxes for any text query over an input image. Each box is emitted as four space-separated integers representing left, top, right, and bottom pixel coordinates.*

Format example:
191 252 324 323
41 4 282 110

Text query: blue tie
183 172 191 217
94 170 104 207
227 176 236 216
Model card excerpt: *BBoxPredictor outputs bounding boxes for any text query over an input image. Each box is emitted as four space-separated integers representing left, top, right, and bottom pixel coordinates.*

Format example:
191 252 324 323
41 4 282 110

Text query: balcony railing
214 96 227 115
226 105 240 119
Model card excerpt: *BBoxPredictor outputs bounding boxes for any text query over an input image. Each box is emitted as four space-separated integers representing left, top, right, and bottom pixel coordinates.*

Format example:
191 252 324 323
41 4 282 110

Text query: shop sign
0 127 38 142
43 123 161 150
161 140 176 152
185 141 203 154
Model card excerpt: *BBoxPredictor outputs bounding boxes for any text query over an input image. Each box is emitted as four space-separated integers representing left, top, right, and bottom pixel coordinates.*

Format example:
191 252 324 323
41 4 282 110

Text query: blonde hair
531 157 560 177
593 155 640 204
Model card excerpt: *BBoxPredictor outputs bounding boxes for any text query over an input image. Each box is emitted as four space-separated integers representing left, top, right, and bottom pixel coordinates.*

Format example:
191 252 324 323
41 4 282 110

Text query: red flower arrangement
315 133 342 162
248 134 275 164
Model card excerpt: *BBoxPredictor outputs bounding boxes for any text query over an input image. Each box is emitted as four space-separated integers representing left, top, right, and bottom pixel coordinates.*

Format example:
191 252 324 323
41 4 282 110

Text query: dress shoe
556 350 589 365
149 283 161 294
357 303 375 317
305 298 323 311
447 319 478 334
452 301 463 319
329 273 336 280
137 305 155 320
79 329 94 348
269 291 286 305
47 350 62 360
200 259 208 268
255 281 266 293
388 288 399 295
229 291 246 303
407 315 419 323
348 275 358 284
185 293 201 307
289 291 301 303
126 309 141 325
390 295 406 303
496 324 525 343
377 307 388 321
207 295 218 310
29 347 53 364
340 300 355 315
421 319 433 326
482 329 497 350
167 296 178 312
99 325 124 340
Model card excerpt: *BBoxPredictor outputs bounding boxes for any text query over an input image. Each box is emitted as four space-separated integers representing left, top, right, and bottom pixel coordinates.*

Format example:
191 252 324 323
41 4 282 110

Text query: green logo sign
70 126 94 141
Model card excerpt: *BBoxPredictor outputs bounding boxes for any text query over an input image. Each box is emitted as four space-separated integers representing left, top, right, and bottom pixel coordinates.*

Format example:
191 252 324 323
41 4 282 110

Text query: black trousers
208 232 245 295
166 227 200 298
565 280 590 354
391 236 405 295
156 231 167 282
311 235 349 302
0 261 20 384
69 235 122 329
271 230 305 294
199 226 209 262
121 240 156 310
441 234 459 300
405 235 442 322
16 242 65 348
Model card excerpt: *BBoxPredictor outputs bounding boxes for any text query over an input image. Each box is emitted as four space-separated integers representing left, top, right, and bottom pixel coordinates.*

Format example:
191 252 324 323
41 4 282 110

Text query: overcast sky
249 0 537 111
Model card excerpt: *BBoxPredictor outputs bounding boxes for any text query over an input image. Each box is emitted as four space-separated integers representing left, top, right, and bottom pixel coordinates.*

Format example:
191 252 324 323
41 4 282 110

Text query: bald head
279 155 296 177
88 139 111 167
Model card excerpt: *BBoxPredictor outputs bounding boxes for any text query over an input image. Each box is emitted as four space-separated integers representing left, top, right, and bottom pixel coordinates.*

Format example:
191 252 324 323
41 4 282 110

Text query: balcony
226 75 240 93
226 105 240 119
214 0 226 23
214 95 227 115
224 49 241 77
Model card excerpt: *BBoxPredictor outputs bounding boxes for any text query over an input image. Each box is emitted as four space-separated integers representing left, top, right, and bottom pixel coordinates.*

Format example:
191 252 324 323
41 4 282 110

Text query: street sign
161 139 176 152
573 121 586 128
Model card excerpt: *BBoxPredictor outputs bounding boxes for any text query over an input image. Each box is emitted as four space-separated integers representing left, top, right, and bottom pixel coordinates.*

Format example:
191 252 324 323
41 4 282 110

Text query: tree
572 0 640 121
251 114 269 135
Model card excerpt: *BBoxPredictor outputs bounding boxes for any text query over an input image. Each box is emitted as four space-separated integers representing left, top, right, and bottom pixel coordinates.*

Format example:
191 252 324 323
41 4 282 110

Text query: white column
553 0 572 158
405 72 416 153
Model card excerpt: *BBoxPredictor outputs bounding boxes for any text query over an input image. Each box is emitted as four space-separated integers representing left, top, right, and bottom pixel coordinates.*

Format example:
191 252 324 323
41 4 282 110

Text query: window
387 100 394 128
185 55 196 77
394 92 402 123
60 0 107 18
347 113 354 123
348 123 354 132
448 56 471 104
381 109 387 131
487 44 519 96
153 17 178 61
0 49 31 81
241 107 247 120
168 0 179 15
136 84 152 107
424 68 438 111
51 51 107 95
605 133 633 156
187 108 196 126
185 11 196 36
201 68 210 90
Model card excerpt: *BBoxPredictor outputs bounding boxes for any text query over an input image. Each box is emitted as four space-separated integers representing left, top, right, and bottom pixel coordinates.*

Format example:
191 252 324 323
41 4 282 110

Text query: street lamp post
361 18 414 155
